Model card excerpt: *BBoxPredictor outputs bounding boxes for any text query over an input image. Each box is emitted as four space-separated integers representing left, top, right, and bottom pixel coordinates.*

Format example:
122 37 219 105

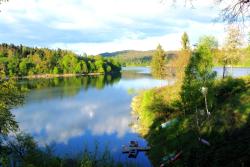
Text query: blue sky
0 0 231 54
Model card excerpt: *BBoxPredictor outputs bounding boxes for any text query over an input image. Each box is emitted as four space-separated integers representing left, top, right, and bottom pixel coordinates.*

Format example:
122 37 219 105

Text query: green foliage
0 43 121 78
218 27 243 74
60 53 78 73
181 36 217 114
131 89 172 136
106 65 112 73
0 80 24 135
7 56 19 76
75 62 82 74
19 58 30 76
53 67 59 74
101 50 154 66
95 59 105 73
151 44 166 78
181 32 190 50
0 80 24 164
198 35 218 49
102 50 180 67
80 60 88 73
133 74 250 166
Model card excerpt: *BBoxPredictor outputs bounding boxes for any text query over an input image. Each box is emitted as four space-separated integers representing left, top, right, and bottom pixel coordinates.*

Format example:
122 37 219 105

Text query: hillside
100 50 178 66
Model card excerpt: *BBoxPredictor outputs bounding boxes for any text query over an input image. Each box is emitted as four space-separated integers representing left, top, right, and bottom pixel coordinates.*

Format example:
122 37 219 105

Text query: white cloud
1 0 246 54
50 22 227 54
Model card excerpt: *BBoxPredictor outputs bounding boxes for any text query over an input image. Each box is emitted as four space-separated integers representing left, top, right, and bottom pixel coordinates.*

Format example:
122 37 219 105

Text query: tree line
0 44 121 79
151 25 250 79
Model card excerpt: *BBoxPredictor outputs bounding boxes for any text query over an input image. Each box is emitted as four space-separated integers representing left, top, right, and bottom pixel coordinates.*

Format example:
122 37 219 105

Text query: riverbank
17 72 103 79
1 71 122 81
131 76 250 166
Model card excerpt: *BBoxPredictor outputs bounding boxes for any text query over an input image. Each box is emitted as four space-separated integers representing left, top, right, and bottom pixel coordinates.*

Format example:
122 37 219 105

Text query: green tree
88 61 96 73
181 35 217 114
7 56 19 76
181 32 190 50
151 44 165 78
0 43 121 77
0 58 7 78
60 54 78 73
106 65 112 73
0 80 24 136
219 26 242 78
29 54 42 74
53 67 59 74
80 60 88 73
19 58 29 76
74 62 82 74
95 59 105 73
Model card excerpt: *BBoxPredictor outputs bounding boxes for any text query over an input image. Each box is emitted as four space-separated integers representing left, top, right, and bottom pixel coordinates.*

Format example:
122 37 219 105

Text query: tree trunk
222 65 226 78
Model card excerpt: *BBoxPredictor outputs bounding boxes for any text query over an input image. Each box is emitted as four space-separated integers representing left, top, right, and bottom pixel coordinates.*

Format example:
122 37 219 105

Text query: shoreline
2 71 121 80
19 73 103 79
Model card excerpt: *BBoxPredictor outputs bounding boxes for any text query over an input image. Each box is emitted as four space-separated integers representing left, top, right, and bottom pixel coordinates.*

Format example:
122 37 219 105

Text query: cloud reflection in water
13 87 132 145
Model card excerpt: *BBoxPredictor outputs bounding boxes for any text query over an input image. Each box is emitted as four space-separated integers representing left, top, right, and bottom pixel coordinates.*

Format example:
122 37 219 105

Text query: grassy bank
131 76 250 166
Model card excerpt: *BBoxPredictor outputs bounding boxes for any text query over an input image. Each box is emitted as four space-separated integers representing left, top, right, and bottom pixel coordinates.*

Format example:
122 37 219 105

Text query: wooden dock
122 146 151 153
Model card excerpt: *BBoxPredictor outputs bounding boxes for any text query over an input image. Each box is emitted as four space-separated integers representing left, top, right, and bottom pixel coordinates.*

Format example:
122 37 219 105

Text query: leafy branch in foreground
0 80 24 135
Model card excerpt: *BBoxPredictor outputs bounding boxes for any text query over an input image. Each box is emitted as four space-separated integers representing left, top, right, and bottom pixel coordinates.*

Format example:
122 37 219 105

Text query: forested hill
100 50 177 66
0 43 121 78
100 50 154 58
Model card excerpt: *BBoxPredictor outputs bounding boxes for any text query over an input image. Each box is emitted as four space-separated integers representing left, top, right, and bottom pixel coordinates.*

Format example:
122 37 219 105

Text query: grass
131 76 250 166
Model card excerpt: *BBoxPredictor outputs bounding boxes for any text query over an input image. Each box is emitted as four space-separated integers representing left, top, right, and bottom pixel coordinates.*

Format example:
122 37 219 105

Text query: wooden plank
122 146 150 153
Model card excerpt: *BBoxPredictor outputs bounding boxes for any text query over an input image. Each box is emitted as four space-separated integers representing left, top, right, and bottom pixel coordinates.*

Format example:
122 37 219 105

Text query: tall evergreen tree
181 32 190 50
151 44 165 78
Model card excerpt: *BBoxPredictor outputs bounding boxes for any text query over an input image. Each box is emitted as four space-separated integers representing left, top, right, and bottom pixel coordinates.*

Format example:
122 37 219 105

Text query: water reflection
12 69 161 166
14 87 131 144
17 74 121 102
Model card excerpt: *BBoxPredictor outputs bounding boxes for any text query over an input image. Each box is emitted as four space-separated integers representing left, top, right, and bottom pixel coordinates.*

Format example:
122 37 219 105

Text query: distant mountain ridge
100 50 154 57
99 50 178 66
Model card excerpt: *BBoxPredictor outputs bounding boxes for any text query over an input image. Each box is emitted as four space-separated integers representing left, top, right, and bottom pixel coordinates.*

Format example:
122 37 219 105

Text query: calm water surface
214 67 250 77
12 67 249 166
13 67 166 166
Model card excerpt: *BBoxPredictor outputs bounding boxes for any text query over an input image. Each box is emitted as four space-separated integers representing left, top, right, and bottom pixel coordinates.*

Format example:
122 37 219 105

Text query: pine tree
181 32 190 50
151 44 165 78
